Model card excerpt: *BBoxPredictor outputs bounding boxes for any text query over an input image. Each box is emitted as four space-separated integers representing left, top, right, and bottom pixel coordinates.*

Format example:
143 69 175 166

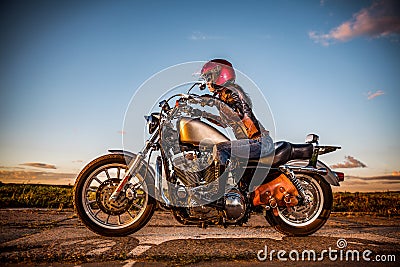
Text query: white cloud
310 0 400 45
189 31 225 41
331 156 367 169
367 90 385 100
20 162 57 169
308 31 331 46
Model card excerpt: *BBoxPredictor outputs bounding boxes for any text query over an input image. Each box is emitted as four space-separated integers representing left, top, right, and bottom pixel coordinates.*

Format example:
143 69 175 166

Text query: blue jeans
213 133 274 165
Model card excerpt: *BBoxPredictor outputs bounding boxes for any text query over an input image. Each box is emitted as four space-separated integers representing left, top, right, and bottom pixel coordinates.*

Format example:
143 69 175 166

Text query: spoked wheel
265 173 333 236
74 154 156 236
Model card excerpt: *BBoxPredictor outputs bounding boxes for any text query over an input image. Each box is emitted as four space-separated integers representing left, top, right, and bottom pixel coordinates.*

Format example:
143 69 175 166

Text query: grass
0 182 73 209
0 182 399 216
333 191 400 216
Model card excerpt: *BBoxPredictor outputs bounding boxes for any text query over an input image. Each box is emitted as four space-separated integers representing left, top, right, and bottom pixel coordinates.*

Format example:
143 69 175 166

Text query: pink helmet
201 59 236 86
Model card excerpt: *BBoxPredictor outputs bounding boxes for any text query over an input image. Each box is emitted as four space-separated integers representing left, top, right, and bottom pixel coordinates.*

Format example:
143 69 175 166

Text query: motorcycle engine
188 197 220 221
184 188 246 225
172 152 218 186
224 188 246 223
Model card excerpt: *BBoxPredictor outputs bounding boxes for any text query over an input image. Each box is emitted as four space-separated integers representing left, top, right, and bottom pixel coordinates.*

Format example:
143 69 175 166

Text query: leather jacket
215 84 263 139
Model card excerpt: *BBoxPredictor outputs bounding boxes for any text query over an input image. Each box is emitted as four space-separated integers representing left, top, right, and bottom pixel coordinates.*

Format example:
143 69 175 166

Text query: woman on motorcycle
200 59 274 166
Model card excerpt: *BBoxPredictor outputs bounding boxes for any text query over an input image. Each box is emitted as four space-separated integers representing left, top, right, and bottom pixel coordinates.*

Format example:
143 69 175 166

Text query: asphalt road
0 209 399 266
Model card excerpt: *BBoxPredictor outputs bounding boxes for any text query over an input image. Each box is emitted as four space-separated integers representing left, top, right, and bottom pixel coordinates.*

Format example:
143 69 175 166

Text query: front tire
265 173 332 236
73 154 156 237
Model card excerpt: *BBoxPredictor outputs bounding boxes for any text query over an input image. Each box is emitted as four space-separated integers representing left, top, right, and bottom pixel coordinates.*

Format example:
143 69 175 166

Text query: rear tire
74 154 156 237
265 173 332 236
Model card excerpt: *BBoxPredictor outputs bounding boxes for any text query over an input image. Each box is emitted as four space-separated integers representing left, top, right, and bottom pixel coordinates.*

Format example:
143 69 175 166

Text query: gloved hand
191 108 203 117
199 94 215 107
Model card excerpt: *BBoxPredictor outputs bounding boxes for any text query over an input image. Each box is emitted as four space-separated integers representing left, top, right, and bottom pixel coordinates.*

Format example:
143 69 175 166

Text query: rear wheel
265 173 332 236
73 154 156 236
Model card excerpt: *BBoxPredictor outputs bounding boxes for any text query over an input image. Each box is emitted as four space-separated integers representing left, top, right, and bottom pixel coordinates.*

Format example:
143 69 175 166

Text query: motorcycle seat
249 141 314 167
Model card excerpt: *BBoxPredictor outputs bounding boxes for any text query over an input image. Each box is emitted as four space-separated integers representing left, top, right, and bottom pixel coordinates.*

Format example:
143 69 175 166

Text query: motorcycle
74 81 344 237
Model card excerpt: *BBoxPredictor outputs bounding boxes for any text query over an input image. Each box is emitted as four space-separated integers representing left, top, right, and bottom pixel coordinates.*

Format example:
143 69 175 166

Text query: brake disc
96 178 133 216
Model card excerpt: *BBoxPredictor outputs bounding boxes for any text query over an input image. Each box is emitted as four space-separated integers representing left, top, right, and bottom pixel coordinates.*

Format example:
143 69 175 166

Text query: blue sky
0 0 399 191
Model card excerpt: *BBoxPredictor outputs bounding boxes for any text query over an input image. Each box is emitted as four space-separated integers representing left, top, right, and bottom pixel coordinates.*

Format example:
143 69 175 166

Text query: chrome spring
282 167 310 202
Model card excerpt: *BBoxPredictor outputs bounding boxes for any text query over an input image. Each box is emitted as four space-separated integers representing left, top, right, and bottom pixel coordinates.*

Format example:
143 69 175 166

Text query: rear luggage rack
316 145 341 155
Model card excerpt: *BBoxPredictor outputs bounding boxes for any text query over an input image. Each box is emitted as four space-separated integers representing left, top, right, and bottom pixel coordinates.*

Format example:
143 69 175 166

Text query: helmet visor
200 65 221 84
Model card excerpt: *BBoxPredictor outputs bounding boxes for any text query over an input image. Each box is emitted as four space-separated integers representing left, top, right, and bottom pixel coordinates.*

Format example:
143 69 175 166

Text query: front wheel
73 154 156 236
265 173 332 236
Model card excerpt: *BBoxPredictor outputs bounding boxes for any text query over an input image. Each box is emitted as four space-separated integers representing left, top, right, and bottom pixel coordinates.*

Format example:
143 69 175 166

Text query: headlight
144 113 160 134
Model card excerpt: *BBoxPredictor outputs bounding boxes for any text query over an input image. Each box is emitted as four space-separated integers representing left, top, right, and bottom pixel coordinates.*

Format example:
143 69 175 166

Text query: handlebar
163 81 207 105
157 81 221 122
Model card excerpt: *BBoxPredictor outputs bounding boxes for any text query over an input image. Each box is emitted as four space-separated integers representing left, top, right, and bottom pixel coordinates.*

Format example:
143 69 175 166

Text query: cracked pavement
0 209 399 266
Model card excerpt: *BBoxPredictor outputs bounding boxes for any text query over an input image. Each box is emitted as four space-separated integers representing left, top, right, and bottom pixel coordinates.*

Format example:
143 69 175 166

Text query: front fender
286 159 340 186
108 149 156 180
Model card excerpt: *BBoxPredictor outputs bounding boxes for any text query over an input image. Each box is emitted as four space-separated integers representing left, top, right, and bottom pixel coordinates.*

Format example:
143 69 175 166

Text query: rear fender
286 159 340 186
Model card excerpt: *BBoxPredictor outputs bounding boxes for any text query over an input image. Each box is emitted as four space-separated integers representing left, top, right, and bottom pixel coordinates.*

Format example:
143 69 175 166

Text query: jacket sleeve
229 90 252 120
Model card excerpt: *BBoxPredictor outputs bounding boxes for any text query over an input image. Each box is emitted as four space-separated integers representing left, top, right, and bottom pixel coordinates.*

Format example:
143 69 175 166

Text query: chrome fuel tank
178 117 229 146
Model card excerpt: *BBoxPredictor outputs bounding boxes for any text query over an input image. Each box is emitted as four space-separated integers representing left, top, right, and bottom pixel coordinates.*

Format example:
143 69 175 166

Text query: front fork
109 133 158 201
156 155 171 206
